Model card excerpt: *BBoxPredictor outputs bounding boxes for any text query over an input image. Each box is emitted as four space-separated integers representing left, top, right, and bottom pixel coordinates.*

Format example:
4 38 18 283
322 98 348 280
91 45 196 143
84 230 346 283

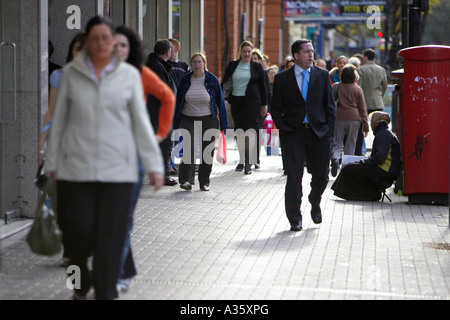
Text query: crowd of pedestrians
38 15 398 300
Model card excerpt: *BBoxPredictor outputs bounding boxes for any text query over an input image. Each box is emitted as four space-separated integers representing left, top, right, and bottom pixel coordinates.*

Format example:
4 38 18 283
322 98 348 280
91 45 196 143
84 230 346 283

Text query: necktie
301 70 309 101
301 70 309 123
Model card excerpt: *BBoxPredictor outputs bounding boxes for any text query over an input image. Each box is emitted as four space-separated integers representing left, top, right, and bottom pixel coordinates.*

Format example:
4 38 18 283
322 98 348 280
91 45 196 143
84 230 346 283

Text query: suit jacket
356 61 388 111
271 65 336 139
221 59 268 107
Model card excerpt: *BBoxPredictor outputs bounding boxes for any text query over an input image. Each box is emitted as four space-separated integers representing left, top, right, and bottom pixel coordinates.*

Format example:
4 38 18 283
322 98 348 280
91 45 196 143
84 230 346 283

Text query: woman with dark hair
44 16 164 300
330 64 369 177
221 41 268 174
114 25 175 294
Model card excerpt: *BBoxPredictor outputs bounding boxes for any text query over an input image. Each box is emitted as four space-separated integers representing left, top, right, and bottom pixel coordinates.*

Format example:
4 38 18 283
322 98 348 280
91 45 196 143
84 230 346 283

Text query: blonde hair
190 52 208 71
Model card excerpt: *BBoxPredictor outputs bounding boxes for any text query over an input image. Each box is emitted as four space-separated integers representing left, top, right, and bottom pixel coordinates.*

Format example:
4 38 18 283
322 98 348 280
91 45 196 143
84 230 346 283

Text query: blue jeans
118 158 145 280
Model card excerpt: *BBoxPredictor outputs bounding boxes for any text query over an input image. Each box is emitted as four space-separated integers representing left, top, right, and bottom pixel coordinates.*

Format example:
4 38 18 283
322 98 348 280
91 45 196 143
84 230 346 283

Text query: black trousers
283 127 331 226
160 128 174 178
57 181 133 300
230 95 260 165
178 115 219 188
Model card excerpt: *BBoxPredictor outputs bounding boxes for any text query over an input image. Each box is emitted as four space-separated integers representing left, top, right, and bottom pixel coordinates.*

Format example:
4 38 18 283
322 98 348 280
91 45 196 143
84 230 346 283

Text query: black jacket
271 65 336 139
221 59 268 107
145 52 176 131
360 122 401 179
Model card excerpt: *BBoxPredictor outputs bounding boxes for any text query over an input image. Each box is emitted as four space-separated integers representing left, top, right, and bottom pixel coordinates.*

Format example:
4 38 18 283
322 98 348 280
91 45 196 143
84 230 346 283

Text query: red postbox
399 45 450 204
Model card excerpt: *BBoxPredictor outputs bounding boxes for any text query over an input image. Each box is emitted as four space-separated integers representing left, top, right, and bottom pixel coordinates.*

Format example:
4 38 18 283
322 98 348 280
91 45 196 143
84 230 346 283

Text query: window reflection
172 0 180 39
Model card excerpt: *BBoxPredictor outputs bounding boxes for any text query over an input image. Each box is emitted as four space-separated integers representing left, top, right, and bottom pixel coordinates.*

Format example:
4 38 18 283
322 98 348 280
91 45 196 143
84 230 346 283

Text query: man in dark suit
271 39 336 232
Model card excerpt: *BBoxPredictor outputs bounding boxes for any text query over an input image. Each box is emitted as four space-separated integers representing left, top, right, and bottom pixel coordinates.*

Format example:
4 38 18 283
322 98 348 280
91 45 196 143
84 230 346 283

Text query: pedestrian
355 48 388 156
330 64 370 177
284 58 295 70
251 48 271 169
146 39 178 186
331 111 401 201
173 52 229 191
271 39 336 232
114 25 175 294
221 41 268 174
279 54 293 72
167 38 190 87
329 55 348 84
261 54 270 70
38 32 85 269
315 58 327 69
167 38 190 176
326 50 336 71
348 56 361 69
44 16 164 300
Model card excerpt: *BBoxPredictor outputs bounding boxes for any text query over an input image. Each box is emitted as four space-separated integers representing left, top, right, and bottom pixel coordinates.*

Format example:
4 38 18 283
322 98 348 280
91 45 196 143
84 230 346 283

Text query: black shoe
235 164 244 171
254 163 260 169
165 177 178 186
244 163 252 175
311 205 322 224
200 185 210 191
331 159 339 177
290 223 303 232
309 195 322 224
180 182 192 191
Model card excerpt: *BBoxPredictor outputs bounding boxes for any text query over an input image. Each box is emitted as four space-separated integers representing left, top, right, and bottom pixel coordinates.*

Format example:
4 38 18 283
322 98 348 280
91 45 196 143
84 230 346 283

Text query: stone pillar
179 0 203 63
0 0 48 219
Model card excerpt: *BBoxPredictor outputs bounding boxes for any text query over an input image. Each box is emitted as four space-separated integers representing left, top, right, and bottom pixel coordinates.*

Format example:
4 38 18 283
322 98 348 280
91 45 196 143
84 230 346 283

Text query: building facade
0 0 204 221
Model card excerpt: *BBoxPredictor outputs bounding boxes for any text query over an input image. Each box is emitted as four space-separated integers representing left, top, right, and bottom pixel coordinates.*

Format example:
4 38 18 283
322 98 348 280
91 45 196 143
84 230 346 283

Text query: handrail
0 42 17 125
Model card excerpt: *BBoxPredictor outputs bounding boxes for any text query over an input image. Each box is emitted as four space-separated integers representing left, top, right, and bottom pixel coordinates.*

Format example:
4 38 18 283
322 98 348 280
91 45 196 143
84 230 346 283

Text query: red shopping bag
216 131 227 164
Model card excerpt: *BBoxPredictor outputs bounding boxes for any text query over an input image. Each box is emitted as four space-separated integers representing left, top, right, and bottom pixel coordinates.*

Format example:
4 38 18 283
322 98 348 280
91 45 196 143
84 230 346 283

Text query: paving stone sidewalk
0 147 449 300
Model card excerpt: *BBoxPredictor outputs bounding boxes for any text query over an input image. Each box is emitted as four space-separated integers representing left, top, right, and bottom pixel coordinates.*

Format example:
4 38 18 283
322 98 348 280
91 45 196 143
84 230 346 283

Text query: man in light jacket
357 48 388 113
355 48 388 155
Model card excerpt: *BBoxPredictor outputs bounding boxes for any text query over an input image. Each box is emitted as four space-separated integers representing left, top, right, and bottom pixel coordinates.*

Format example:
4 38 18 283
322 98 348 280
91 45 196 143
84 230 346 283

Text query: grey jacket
357 61 388 112
45 50 164 182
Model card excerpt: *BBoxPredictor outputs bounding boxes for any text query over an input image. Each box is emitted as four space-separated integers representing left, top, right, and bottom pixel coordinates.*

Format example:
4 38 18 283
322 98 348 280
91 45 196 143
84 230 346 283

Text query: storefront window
103 0 111 18
172 0 180 39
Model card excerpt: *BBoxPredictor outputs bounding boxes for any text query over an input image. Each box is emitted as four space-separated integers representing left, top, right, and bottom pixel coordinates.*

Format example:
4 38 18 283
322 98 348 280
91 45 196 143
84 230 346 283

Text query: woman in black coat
221 41 268 174
331 111 401 201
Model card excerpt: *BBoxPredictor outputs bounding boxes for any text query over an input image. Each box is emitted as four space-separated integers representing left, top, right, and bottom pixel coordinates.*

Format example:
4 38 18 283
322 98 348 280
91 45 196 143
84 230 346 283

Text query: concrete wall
0 0 47 219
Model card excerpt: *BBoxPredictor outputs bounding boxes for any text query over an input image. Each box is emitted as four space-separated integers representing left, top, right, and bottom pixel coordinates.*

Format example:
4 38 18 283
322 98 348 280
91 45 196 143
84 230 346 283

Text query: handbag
26 178 62 256
216 131 227 164
35 164 47 190
222 78 233 100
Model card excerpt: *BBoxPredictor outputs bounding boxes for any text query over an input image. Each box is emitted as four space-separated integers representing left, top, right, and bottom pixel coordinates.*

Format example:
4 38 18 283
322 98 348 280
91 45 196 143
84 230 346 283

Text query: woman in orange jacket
115 26 175 294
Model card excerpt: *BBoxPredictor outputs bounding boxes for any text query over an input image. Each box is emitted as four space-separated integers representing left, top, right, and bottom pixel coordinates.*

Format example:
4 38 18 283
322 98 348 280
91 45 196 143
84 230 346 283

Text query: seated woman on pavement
331 111 401 201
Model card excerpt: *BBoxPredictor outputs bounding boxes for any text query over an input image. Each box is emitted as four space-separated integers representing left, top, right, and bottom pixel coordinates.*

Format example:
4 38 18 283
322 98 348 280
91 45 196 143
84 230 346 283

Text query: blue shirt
50 69 62 89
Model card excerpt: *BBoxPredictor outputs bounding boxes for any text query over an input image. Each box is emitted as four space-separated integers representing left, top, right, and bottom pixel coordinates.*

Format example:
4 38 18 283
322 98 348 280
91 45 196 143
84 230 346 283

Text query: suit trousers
178 114 219 188
57 181 134 300
283 126 331 226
